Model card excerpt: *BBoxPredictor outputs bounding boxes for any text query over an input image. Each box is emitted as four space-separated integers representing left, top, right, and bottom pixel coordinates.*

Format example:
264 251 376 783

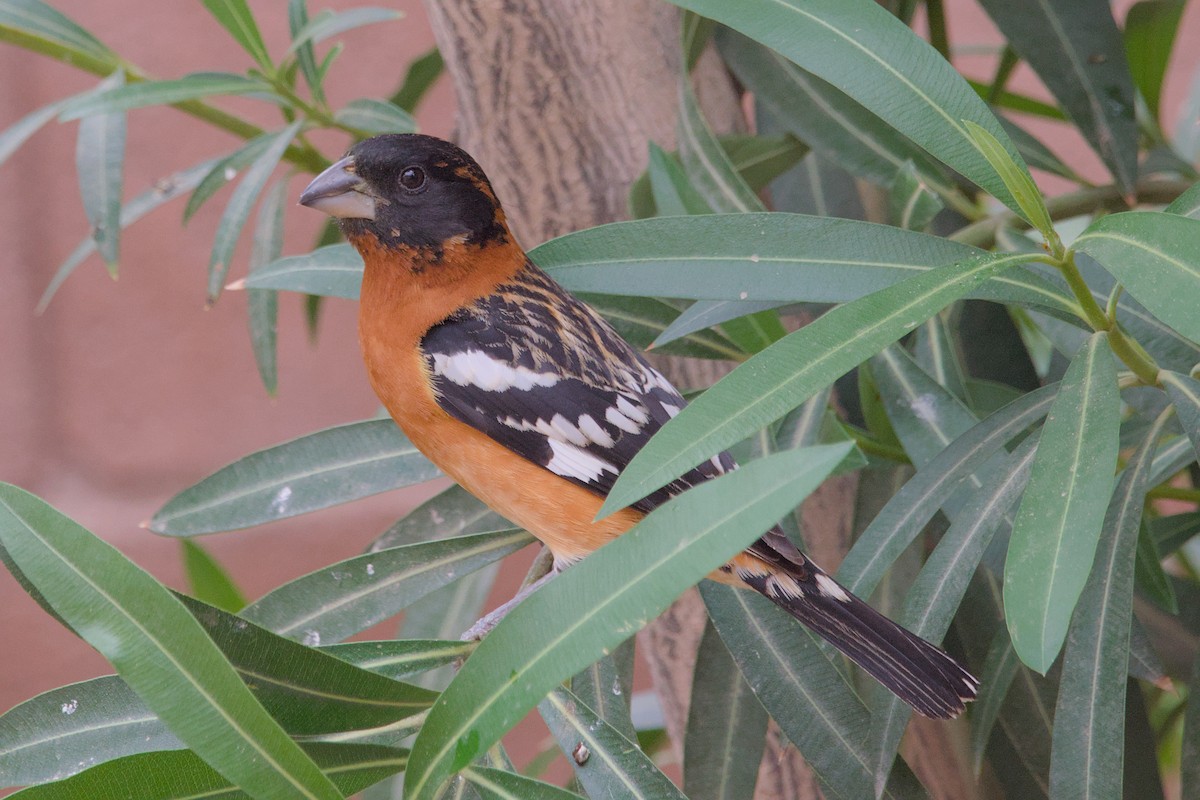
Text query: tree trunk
422 3 960 797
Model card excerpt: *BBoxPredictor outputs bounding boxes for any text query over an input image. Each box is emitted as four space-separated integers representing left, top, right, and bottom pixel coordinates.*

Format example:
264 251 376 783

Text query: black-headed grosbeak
299 133 978 718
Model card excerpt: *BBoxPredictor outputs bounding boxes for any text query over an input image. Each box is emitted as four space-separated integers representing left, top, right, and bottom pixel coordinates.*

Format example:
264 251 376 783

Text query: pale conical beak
299 156 377 220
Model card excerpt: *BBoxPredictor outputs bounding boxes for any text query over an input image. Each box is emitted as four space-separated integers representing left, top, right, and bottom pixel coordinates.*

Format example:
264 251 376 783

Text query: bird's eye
399 166 427 192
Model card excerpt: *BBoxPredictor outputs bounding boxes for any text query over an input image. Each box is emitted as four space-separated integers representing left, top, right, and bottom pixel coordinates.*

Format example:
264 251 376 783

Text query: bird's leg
461 547 558 641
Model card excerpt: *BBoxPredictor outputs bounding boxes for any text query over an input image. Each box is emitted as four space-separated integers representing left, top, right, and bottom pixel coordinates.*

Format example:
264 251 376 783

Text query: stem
1 30 330 174
1058 251 1110 331
1148 485 1200 504
843 425 912 464
1108 324 1162 385
950 178 1196 249
925 0 950 61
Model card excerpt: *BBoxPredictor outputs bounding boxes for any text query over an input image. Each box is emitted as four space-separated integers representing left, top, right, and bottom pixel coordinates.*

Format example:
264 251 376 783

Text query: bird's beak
299 156 376 220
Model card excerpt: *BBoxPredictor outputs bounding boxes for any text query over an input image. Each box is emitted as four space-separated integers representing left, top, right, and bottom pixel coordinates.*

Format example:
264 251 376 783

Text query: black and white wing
420 262 734 513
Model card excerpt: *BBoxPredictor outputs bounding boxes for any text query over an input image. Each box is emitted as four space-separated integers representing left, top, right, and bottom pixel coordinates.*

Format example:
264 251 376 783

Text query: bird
298 133 978 719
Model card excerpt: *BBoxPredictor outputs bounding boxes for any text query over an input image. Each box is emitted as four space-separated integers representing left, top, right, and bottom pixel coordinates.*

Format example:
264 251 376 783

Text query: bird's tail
737 561 978 719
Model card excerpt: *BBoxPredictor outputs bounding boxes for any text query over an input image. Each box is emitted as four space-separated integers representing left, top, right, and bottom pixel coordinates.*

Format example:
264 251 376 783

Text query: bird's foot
460 568 557 641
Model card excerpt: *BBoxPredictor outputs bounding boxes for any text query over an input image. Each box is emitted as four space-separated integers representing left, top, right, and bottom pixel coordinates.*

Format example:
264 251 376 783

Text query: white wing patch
432 350 559 391
815 573 851 602
546 439 619 483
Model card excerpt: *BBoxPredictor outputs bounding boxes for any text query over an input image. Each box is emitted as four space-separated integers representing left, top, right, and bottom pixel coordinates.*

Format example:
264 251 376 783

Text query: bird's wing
420 262 735 513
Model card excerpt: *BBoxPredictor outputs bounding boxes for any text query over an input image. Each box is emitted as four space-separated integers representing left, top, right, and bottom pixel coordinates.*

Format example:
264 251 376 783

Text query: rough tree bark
422 2 971 797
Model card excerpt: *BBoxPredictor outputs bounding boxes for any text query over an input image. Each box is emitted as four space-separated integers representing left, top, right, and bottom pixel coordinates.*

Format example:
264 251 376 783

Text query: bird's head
299 134 511 262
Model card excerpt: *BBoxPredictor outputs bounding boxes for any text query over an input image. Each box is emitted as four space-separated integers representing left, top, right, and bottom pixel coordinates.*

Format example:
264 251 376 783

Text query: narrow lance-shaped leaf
1004 333 1121 673
0 89 80 169
240 529 532 642
0 0 118 68
202 0 272 69
0 484 343 799
463 765 587 800
247 178 286 395
59 73 271 119
286 6 404 54
867 435 1036 794
718 28 956 203
647 141 712 216
0 675 182 787
888 160 942 232
184 134 276 222
181 540 247 613
665 0 1029 217
538 686 684 800
321 639 476 682
1184 644 1200 798
969 630 1021 775
6 743 407 800
699 583 926 800
1123 0 1186 125
1073 211 1200 347
75 69 125 275
1048 408 1168 800
836 383 1057 595
150 419 441 536
683 620 767 800
403 444 853 800
335 98 417 135
975 0 1137 193
289 0 325 105
1160 371 1200 461
39 156 221 311
208 119 302 303
602 251 1033 516
390 47 444 112
962 120 1053 240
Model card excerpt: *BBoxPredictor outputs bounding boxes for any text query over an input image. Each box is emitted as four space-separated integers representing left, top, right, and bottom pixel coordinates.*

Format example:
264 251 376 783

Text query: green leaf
0 484 342 799
581 293 746 361
683 620 767 800
1184 647 1200 798
287 7 404 54
838 383 1058 596
208 119 302 303
389 47 444 112
0 0 117 68
181 540 247 612
202 0 271 69
1165 180 1200 219
1124 1 1187 124
246 178 286 395
699 583 925 800
913 313 969 401
183 134 276 223
181 595 438 733
975 0 1137 194
1162 370 1200 464
0 675 182 787
240 529 533 642
668 0 1028 217
676 76 764 213
1150 510 1200 555
370 483 511 552
0 92 73 169
1073 211 1200 346
75 69 126 276
1048 410 1167 800
1004 333 1121 673
718 28 954 201
239 242 362 298
652 298 787 350
335 98 417 134
60 73 270 120
6 743 407 799
888 160 942 231
601 251 1032 516
321 639 475 681
288 0 325 105
463 765 586 800
717 133 808 189
38 156 221 312
538 685 683 799
995 114 1087 184
647 141 713 216
1133 520 1177 613
969 630 1020 775
403 444 853 800
866 435 1037 792
569 644 636 742
149 419 440 536
962 120 1054 239
247 217 1077 320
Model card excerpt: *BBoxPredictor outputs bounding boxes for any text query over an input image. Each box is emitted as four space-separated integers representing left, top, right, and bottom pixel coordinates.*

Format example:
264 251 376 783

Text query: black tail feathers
740 565 978 719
